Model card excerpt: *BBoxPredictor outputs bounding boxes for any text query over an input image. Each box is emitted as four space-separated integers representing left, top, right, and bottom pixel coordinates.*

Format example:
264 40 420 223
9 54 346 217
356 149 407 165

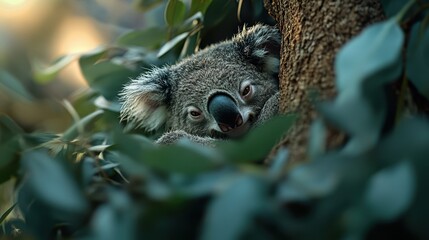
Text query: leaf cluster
1 0 429 240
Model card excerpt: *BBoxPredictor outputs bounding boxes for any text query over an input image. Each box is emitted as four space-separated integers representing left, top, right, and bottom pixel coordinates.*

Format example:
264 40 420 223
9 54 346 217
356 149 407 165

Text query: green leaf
116 27 167 49
165 0 186 26
380 0 409 17
21 150 89 214
0 115 24 139
157 32 189 57
320 19 404 154
0 203 16 224
0 69 33 101
79 48 140 101
91 192 137 240
268 148 289 179
190 0 212 15
0 136 21 184
335 19 404 92
0 116 22 184
180 33 199 58
201 175 266 240
218 114 296 163
179 170 233 197
133 0 164 11
61 110 104 141
33 54 78 84
279 156 342 200
180 11 204 31
407 22 429 100
377 117 429 166
365 161 415 220
318 94 386 154
204 0 235 28
143 142 221 174
250 0 264 17
94 96 121 112
23 132 58 148
308 119 326 159
113 131 220 174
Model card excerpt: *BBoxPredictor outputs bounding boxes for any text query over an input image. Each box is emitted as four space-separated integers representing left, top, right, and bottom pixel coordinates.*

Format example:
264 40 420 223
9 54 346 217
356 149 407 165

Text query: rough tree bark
264 0 385 162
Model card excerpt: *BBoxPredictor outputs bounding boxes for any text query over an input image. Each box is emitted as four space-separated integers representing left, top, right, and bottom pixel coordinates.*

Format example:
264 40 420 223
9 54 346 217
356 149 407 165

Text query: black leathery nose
208 94 242 129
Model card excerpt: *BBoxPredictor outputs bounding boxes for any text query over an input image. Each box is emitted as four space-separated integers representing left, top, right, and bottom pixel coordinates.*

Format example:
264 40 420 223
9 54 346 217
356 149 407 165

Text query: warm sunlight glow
0 0 56 37
0 0 27 6
52 16 106 87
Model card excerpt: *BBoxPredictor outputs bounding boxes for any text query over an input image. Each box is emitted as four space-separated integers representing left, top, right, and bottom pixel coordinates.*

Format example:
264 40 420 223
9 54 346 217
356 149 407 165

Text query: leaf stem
396 0 417 22
395 73 409 123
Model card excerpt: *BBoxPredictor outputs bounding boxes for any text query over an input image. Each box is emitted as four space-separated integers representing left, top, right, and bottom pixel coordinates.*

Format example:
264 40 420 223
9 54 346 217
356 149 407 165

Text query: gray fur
120 24 281 145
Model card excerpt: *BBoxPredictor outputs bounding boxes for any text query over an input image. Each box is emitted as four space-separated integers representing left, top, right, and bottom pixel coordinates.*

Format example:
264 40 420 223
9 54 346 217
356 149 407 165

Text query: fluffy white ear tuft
119 67 172 131
235 24 281 75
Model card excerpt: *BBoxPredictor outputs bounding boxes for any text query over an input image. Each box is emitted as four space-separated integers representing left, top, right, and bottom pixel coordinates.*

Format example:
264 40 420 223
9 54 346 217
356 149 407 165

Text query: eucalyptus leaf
204 0 235 27
157 32 189 57
379 0 409 17
218 114 296 163
112 129 220 174
165 0 186 26
282 158 341 199
22 132 58 148
0 115 24 139
79 48 140 101
190 0 212 15
308 119 326 159
0 203 16 224
407 22 429 100
201 175 266 240
116 27 167 49
365 161 415 221
0 69 33 101
134 0 164 11
61 110 104 141
0 136 20 184
180 33 199 58
318 94 384 154
179 170 233 197
142 143 220 174
94 96 121 112
91 192 137 240
33 54 78 84
21 150 89 214
268 148 289 179
0 116 22 183
335 19 403 92
320 19 404 153
179 12 204 33
377 117 429 166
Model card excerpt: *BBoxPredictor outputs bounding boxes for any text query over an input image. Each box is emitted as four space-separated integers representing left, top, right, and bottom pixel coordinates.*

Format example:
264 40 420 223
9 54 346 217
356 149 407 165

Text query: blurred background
0 0 164 132
0 0 272 133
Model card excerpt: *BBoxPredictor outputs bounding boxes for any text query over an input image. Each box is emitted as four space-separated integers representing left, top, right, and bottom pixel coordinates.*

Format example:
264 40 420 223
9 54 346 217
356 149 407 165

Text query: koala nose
208 94 243 132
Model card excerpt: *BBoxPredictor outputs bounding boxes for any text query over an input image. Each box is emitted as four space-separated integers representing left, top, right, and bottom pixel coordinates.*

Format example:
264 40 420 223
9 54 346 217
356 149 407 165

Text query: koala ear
234 24 281 75
119 67 173 131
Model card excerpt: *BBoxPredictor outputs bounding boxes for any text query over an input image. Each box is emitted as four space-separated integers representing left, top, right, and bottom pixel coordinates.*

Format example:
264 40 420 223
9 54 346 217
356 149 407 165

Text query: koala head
120 24 280 139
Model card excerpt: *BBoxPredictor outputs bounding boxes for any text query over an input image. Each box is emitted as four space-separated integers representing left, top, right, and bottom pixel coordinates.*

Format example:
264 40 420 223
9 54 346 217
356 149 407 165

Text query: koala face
120 24 280 138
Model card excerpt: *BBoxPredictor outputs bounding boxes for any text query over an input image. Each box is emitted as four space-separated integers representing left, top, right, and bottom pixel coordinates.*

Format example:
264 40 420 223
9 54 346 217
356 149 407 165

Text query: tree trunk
264 0 385 162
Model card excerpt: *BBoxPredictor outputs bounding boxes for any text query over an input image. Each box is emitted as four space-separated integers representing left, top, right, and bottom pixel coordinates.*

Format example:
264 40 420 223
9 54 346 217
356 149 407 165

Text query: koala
119 24 280 146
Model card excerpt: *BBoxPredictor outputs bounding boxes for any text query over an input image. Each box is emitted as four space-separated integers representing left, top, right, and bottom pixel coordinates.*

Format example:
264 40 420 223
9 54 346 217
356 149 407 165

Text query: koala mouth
223 121 252 138
210 112 255 139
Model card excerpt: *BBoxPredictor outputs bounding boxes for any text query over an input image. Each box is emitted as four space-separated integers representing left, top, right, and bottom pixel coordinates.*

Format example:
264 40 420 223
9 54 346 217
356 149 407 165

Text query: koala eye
190 111 200 117
187 106 204 121
242 86 251 96
240 81 254 101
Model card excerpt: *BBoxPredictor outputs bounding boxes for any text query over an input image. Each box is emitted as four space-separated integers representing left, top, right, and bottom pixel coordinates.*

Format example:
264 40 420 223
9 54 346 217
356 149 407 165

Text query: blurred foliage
1 0 429 240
